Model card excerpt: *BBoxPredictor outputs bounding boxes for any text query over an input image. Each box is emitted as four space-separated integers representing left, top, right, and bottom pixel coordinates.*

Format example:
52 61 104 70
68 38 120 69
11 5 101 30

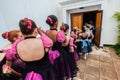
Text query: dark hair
19 19 37 35
70 30 74 34
73 28 77 33
89 21 93 25
46 15 58 26
82 28 86 32
64 24 69 32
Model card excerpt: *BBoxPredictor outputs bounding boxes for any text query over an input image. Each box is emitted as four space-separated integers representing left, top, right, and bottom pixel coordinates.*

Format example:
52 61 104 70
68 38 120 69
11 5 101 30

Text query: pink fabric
48 50 60 64
57 31 65 42
24 18 32 29
47 17 53 24
25 71 43 80
3 49 15 61
40 34 53 48
74 50 79 61
11 39 23 53
74 34 78 39
3 39 23 61
5 32 9 39
69 37 74 46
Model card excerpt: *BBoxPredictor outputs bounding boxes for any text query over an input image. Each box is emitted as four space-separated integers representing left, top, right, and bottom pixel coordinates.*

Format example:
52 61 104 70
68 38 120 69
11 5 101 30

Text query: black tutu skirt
22 53 57 80
52 42 71 79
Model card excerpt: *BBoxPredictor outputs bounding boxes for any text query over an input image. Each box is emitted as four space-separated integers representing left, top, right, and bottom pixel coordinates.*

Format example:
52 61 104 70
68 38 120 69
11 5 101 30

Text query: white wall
0 11 9 47
0 0 67 48
100 0 120 46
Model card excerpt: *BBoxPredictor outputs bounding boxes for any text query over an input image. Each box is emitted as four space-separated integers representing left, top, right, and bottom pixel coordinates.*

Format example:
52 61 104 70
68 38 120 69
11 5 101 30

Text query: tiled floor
76 46 120 80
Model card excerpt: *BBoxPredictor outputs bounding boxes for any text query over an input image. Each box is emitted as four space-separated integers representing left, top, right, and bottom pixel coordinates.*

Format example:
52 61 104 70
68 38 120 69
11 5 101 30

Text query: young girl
62 23 79 79
70 31 79 77
1 30 25 80
80 29 89 60
46 15 71 80
15 18 56 80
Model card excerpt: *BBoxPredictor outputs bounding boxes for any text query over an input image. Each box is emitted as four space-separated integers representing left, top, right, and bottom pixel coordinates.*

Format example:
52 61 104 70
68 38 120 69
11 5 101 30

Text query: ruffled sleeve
57 30 65 43
40 34 53 48
69 37 74 46
11 39 23 53
3 49 15 61
3 39 23 61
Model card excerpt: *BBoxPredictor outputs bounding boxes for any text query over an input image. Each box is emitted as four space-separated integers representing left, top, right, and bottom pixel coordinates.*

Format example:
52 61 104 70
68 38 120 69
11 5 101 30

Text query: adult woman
17 18 56 80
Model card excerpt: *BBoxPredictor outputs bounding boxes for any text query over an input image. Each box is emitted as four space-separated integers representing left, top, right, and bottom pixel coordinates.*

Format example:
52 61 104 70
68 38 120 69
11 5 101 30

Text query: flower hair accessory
5 32 8 39
24 18 32 29
47 17 53 24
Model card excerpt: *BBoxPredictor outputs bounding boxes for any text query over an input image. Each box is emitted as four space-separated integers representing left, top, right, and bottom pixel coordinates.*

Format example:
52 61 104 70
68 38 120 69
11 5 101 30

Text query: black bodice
22 36 51 72
24 52 51 73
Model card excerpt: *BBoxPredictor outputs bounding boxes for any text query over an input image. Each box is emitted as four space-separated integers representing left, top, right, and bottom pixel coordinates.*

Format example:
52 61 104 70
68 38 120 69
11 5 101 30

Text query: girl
45 15 70 80
80 29 89 60
16 18 56 80
1 30 25 80
62 24 79 79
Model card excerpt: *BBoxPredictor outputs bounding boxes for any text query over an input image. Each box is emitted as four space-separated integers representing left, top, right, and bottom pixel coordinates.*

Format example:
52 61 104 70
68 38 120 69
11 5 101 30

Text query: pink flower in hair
47 17 53 24
24 18 32 29
5 32 8 39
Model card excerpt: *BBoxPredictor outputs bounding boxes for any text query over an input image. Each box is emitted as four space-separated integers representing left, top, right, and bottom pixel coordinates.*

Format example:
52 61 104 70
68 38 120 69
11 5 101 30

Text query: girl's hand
2 64 12 74
37 27 43 35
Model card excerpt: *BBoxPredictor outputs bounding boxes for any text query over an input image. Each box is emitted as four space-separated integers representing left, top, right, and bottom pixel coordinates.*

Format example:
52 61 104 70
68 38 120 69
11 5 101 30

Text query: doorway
71 10 103 47
83 11 96 27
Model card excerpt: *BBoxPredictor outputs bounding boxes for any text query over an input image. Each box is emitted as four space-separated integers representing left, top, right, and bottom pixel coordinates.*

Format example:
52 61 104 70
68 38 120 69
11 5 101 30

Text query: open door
94 11 103 47
71 13 83 30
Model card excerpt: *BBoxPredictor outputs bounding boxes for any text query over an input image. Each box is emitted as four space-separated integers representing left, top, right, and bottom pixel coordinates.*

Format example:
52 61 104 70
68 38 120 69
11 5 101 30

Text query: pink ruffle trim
57 31 65 43
40 34 53 48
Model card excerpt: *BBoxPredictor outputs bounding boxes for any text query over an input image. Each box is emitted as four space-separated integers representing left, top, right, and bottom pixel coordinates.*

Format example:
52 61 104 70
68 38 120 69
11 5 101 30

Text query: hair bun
46 15 58 26
46 19 52 25
20 20 28 27
2 32 8 39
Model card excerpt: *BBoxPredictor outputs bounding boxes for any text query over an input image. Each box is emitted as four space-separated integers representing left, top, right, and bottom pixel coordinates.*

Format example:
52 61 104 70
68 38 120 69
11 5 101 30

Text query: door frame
94 10 103 47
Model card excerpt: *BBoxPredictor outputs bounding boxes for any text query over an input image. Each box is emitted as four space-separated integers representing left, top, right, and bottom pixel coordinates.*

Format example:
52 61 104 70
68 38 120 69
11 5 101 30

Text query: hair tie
24 18 32 29
47 17 53 24
5 32 8 39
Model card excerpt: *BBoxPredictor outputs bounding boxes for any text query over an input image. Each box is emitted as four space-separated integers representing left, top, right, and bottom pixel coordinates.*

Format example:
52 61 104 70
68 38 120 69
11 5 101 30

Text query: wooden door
95 11 103 47
71 13 83 30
